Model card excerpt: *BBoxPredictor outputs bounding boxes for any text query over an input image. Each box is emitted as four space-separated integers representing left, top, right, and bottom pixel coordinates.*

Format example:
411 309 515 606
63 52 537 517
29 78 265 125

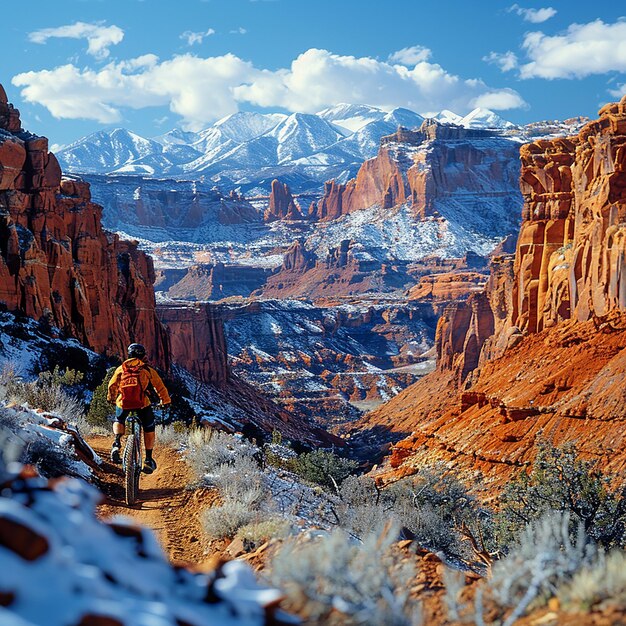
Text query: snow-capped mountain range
56 104 517 194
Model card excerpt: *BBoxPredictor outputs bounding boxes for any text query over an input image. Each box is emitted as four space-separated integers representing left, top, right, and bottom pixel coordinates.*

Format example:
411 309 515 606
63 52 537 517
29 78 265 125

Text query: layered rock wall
309 120 520 223
513 96 626 333
366 96 626 483
0 85 169 367
157 302 229 385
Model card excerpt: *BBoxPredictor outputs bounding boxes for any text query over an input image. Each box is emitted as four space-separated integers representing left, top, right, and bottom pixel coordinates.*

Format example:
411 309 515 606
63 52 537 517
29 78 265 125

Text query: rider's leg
144 431 155 453
111 408 128 463
139 406 157 473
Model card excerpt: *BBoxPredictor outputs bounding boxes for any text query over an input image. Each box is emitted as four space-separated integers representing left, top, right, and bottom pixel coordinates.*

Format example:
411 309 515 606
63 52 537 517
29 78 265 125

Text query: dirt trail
89 435 218 567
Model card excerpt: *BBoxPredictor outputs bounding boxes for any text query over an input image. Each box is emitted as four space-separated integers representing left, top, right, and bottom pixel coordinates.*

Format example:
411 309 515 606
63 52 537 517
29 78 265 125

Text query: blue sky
2 0 626 146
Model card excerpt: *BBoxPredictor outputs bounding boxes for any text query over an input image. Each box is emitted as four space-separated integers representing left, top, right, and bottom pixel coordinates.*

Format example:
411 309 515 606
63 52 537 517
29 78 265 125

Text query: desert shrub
336 475 394 539
263 440 298 471
212 455 265 507
292 449 358 490
557 549 626 611
155 423 190 450
236 518 293 550
446 512 596 625
269 525 421 625
471 513 595 626
202 499 259 540
2 366 84 424
390 467 489 557
496 442 626 550
186 429 258 482
336 467 490 559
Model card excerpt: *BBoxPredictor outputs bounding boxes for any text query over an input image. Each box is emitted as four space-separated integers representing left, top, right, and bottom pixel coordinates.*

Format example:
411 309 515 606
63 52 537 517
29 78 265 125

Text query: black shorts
114 406 156 433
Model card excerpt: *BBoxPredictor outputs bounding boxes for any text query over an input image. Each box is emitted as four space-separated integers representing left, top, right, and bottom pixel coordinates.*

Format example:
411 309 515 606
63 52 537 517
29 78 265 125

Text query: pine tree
86 367 116 428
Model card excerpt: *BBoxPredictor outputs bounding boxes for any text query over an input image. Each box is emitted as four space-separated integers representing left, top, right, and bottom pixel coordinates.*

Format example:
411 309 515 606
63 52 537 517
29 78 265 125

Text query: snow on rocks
0 463 290 626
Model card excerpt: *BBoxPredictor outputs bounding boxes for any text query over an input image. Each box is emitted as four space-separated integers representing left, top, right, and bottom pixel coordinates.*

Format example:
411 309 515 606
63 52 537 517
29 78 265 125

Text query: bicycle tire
133 423 142 496
123 432 138 505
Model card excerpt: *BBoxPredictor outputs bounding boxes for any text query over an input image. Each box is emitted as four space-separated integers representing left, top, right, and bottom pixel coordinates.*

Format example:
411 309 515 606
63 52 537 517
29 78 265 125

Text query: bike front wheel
123 432 140 505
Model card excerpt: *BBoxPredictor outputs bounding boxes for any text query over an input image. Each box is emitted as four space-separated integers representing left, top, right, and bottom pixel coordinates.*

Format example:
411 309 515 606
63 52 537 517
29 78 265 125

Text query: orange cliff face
0 84 169 368
361 95 626 483
308 121 520 222
514 97 626 332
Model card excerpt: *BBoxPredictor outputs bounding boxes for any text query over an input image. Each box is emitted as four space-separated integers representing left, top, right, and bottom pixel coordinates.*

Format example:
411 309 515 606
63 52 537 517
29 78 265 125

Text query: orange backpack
119 362 147 410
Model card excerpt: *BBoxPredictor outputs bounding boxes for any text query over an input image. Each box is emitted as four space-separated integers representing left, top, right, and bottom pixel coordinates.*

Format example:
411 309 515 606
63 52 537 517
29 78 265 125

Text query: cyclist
106 343 171 474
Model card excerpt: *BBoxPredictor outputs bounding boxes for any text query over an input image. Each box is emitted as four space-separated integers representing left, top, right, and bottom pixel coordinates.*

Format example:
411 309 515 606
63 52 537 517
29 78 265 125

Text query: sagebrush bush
186 429 258 482
236 518 293 550
155 424 190 450
269 525 421 626
557 549 626 611
202 499 260 540
1 365 84 424
496 441 626 550
447 512 596 625
292 449 358 490
335 468 490 560
213 455 266 507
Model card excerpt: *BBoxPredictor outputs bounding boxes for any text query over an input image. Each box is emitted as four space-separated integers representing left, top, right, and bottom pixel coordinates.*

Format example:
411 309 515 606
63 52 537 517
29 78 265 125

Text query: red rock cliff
435 93 626 386
513 95 626 333
309 121 520 222
264 179 304 221
157 302 229 386
0 84 169 367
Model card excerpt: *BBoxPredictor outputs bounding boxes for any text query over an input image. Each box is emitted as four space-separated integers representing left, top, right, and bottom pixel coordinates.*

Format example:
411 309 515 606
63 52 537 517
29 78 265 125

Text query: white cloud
508 4 557 24
234 48 527 115
180 28 215 46
230 27 247 35
519 19 626 79
12 48 527 130
388 46 432 66
609 83 626 99
28 21 124 60
470 89 528 110
483 51 518 72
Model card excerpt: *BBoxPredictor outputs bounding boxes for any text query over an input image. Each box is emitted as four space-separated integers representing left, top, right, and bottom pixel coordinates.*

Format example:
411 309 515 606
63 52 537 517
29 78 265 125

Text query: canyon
362 94 626 483
0 83 334 447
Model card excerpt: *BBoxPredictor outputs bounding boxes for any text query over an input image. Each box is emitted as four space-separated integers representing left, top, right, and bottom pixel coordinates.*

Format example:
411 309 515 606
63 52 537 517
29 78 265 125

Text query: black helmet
127 343 146 359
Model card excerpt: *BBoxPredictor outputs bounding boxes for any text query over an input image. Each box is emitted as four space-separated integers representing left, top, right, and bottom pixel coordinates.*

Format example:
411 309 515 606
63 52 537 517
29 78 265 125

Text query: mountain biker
107 343 171 474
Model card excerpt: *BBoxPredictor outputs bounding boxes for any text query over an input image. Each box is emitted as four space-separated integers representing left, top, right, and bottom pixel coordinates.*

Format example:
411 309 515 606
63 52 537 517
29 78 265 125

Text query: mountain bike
122 412 143 505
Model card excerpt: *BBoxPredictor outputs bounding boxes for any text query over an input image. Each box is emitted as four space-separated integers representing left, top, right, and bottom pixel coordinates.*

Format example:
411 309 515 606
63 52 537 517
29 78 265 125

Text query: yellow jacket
107 358 171 408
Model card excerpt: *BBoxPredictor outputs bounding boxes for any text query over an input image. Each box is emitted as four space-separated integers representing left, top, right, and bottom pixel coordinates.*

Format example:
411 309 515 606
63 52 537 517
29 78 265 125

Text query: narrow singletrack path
89 435 219 567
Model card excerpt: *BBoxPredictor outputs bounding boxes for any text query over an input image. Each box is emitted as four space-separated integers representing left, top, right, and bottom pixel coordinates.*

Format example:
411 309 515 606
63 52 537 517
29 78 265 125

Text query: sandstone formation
166 263 271 301
308 121 520 223
382 317 626 484
513 97 626 333
407 271 487 303
260 239 412 300
157 301 229 386
0 85 169 367
264 179 305 221
363 96 626 483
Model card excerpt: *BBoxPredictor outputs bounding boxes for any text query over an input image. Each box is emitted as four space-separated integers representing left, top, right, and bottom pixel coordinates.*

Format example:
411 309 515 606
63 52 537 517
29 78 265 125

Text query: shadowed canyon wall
0 84 169 367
